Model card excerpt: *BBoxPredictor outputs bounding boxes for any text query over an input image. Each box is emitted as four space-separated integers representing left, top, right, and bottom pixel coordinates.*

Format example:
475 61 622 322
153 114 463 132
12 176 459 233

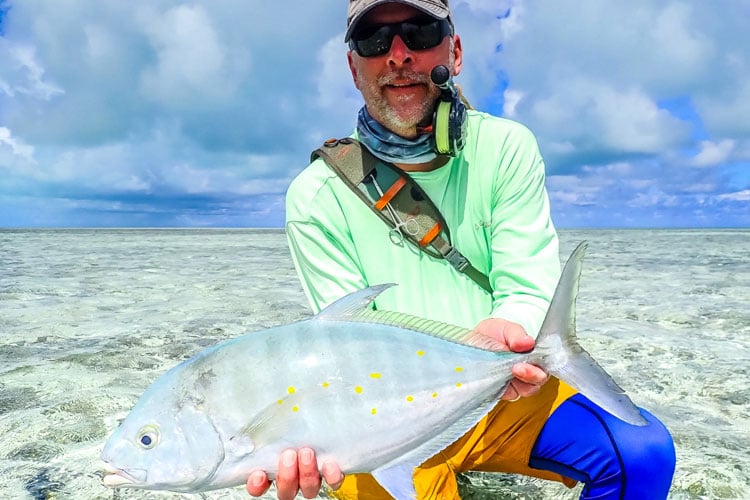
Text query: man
247 1 676 499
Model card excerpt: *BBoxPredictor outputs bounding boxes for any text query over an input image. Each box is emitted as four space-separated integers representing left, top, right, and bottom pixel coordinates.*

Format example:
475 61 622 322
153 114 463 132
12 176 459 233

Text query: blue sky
0 0 747 228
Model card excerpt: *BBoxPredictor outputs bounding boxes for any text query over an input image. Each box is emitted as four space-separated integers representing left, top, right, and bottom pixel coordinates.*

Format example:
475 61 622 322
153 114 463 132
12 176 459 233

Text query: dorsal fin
315 283 395 319
315 285 506 352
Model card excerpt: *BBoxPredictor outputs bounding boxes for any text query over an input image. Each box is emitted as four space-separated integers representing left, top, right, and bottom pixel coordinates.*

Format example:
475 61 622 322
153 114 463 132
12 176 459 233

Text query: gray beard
363 70 441 138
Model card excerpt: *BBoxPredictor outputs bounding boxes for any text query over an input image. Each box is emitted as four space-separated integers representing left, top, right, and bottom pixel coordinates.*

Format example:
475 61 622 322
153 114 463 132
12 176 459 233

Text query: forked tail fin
536 242 648 426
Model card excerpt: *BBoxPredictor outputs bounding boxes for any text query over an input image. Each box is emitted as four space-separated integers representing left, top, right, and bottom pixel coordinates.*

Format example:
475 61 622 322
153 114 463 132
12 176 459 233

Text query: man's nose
387 35 413 67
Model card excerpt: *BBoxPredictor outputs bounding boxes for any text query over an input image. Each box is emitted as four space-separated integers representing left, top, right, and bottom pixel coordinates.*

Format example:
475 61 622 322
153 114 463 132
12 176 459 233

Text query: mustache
378 71 432 87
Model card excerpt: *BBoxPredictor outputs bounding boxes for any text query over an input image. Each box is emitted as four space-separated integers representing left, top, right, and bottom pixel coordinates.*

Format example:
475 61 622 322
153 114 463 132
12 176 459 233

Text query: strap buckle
443 247 470 272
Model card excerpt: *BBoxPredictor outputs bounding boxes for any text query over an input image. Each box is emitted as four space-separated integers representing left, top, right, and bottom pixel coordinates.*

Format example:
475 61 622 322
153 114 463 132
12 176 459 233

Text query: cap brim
345 0 451 42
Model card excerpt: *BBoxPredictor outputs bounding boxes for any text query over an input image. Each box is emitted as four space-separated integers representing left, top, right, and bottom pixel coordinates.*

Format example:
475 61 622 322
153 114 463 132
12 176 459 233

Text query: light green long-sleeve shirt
285 110 560 336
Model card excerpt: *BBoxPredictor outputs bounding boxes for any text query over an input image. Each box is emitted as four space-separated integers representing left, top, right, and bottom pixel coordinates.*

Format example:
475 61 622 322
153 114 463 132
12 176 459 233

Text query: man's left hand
473 318 549 401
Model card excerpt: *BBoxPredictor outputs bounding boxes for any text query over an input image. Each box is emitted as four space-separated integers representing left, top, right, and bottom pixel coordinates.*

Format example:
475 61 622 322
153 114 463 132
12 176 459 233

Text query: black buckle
444 247 469 272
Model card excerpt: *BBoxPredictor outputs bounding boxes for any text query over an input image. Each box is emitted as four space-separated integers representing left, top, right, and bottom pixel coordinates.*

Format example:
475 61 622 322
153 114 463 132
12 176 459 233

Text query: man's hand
473 318 549 401
245 448 344 500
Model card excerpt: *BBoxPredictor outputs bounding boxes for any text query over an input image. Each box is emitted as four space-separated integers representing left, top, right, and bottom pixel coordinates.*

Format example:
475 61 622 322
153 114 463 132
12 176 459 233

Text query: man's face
348 3 462 138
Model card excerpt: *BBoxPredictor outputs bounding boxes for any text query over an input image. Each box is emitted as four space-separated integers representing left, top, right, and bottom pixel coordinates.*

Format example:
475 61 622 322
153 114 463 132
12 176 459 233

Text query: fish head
101 385 225 492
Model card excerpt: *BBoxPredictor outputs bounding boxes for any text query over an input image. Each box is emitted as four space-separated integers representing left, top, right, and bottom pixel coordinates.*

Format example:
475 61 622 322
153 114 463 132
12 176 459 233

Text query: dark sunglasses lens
353 25 393 57
401 20 444 51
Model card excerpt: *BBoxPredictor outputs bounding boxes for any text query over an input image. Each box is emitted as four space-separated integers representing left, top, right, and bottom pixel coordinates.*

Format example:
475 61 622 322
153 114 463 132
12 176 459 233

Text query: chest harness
311 138 492 294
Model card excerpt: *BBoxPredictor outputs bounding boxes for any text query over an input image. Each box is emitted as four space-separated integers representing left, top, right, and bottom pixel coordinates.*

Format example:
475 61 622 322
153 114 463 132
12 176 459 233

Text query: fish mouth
102 462 145 488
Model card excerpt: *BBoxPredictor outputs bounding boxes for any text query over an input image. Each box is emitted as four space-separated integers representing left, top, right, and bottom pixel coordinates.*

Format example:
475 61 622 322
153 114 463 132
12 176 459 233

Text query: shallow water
0 228 748 499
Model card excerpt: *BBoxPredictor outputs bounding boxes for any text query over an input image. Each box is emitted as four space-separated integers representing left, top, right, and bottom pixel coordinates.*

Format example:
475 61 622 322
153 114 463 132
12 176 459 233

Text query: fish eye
137 426 159 449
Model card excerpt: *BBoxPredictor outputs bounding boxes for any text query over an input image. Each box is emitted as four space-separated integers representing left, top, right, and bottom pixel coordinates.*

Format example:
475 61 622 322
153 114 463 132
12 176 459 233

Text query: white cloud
647 3 716 88
691 140 736 167
547 176 600 207
682 183 717 194
0 41 64 100
527 78 690 157
501 0 721 92
0 127 36 163
497 0 748 170
717 190 750 202
547 163 627 207
694 80 750 137
502 89 523 118
628 189 680 209
137 4 243 109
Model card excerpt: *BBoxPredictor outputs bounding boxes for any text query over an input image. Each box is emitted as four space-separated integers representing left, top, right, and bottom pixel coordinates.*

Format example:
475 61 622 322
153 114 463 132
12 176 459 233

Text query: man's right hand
246 448 344 500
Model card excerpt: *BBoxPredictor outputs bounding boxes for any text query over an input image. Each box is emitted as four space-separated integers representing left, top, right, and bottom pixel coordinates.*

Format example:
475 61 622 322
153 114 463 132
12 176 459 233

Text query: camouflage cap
345 0 452 42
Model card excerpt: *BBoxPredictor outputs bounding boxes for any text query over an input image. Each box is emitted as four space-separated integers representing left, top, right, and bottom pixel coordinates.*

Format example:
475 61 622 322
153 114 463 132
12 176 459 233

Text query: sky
0 0 748 228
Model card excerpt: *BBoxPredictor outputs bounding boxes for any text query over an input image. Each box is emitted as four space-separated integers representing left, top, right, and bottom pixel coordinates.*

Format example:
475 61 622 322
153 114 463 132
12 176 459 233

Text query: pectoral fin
230 385 336 452
372 463 418 500
230 392 305 451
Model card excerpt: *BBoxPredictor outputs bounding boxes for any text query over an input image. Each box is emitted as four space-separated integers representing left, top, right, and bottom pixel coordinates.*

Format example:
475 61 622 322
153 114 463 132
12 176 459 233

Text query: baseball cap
345 0 452 42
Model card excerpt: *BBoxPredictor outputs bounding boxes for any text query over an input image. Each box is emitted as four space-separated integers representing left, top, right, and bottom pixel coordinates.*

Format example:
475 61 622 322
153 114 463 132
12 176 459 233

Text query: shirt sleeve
285 166 368 314
486 124 561 338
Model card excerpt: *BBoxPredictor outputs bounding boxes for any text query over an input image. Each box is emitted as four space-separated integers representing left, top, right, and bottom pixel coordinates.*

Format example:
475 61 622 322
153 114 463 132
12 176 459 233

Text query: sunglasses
349 17 452 58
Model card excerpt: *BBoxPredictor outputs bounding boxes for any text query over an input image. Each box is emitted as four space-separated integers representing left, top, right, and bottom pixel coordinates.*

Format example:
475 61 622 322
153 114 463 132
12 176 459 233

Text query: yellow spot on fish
322 382 330 388
288 386 296 394
292 406 299 412
455 367 464 372
277 400 284 405
371 408 377 415
406 396 414 402
432 392 438 398
355 386 363 394
456 382 463 388
417 350 425 356
370 373 382 379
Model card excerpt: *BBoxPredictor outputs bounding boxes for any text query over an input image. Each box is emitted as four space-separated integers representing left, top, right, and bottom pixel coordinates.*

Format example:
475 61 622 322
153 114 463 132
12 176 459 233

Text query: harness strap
311 138 492 295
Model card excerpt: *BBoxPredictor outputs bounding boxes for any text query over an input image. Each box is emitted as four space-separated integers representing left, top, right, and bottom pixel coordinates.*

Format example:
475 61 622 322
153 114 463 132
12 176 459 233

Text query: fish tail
534 242 648 426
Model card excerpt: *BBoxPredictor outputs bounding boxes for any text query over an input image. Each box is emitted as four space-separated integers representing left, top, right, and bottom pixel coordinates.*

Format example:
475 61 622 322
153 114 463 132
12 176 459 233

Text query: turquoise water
1 228 748 499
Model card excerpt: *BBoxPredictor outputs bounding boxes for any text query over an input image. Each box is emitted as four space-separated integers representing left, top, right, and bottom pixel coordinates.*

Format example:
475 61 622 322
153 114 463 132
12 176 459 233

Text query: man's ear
347 51 361 89
452 35 463 76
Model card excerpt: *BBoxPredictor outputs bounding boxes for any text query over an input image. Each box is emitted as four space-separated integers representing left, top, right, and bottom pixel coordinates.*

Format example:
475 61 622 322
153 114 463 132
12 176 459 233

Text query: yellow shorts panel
329 378 577 500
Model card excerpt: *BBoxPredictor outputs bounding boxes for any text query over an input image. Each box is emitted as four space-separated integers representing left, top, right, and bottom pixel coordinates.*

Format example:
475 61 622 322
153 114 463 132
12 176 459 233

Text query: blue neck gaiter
356 106 436 164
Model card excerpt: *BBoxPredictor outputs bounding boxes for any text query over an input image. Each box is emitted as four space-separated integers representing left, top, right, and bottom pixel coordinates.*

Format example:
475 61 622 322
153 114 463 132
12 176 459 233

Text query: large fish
101 242 647 498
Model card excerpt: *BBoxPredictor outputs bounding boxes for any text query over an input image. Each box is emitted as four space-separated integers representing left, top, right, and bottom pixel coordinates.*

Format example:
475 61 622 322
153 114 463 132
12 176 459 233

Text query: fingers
245 470 272 497
502 324 535 353
501 363 549 401
249 449 342 500
474 319 547 402
512 362 548 385
472 318 535 353
501 384 522 401
321 460 345 490
298 448 322 499
275 449 301 500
